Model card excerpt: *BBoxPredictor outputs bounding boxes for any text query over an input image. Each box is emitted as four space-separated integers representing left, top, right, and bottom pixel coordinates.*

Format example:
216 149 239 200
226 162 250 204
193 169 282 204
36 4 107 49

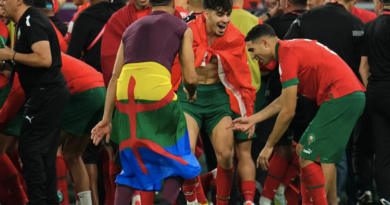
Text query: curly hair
203 0 233 13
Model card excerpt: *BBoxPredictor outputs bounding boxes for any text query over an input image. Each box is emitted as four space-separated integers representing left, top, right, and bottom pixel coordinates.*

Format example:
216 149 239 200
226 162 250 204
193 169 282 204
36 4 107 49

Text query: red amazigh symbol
116 76 188 175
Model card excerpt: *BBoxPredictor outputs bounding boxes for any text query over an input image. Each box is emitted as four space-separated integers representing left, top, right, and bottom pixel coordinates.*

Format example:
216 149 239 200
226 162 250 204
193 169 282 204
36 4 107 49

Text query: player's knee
216 148 233 162
63 151 80 164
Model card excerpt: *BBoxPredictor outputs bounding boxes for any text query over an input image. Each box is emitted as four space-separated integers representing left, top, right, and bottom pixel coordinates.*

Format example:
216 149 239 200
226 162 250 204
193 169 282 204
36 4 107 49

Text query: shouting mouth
217 24 227 33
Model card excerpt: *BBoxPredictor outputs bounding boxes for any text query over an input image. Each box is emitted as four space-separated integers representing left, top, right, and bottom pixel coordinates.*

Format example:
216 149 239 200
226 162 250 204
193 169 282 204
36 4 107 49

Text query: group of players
0 0 389 204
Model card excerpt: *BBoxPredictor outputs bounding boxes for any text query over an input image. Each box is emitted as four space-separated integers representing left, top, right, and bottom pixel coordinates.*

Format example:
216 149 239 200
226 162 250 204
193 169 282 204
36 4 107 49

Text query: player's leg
0 133 28 204
235 139 256 205
210 116 234 205
115 184 136 205
63 132 92 204
179 84 202 204
161 177 185 204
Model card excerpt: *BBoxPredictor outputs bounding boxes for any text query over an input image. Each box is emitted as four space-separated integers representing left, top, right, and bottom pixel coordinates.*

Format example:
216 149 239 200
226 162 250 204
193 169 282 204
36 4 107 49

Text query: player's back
280 39 364 104
61 53 104 94
122 11 188 71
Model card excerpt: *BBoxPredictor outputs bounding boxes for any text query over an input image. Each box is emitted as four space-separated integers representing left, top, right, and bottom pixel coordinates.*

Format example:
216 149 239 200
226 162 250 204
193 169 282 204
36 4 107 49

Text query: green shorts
0 85 24 136
299 92 365 164
232 111 257 140
178 82 232 137
62 87 106 136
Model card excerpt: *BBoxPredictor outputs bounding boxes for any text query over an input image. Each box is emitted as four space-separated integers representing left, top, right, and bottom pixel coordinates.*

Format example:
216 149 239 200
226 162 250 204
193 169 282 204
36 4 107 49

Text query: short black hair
288 0 307 8
150 0 173 7
245 24 277 42
203 0 232 14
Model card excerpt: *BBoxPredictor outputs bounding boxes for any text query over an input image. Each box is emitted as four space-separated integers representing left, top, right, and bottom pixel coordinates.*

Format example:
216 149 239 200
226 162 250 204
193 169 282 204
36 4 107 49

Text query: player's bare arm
91 42 124 145
179 27 198 102
0 41 52 68
359 56 370 88
228 95 283 132
257 85 297 170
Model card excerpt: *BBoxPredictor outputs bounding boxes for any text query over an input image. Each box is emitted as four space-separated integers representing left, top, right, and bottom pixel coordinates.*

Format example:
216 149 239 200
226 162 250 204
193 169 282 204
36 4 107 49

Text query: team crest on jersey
308 133 316 145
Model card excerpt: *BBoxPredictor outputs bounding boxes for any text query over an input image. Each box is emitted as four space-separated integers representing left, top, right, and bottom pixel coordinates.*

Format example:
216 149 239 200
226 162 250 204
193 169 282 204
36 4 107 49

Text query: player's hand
183 87 197 103
226 116 255 132
269 1 283 17
0 47 13 61
247 125 256 139
91 118 112 146
257 145 274 170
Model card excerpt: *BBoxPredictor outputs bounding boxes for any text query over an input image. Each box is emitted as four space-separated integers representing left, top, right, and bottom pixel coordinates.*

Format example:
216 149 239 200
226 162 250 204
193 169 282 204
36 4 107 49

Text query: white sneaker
273 193 287 205
380 199 390 205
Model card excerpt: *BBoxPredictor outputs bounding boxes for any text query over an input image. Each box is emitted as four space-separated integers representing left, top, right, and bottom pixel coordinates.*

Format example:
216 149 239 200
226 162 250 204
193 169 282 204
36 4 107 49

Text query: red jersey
61 53 104 94
175 6 189 18
352 7 376 23
64 3 91 43
277 39 365 105
0 74 25 131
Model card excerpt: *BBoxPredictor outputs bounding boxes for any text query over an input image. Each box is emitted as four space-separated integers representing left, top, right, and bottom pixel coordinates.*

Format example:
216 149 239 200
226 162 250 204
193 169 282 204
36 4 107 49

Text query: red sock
7 150 28 194
285 187 299 205
282 152 300 187
240 180 256 202
109 159 120 189
262 155 289 200
140 191 155 205
102 155 115 205
56 156 69 205
200 171 214 195
215 165 234 205
133 190 141 205
300 165 312 205
302 163 327 205
183 177 198 202
0 154 28 205
195 175 207 204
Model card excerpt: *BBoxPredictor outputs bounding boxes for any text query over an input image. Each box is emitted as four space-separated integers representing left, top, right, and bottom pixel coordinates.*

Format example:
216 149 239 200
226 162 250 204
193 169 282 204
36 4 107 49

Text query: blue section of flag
116 129 201 191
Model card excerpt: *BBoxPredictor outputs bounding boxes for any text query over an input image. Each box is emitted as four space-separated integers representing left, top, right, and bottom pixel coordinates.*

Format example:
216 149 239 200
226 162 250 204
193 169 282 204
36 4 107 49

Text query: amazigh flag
112 62 201 191
0 21 9 49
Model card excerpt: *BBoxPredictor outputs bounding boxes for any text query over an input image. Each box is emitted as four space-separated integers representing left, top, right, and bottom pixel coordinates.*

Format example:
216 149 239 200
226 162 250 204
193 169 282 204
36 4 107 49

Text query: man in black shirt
66 0 124 72
284 1 365 204
0 0 68 203
359 0 390 204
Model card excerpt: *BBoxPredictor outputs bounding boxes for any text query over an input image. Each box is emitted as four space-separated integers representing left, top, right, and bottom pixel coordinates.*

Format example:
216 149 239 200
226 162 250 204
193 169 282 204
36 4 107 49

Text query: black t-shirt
14 7 65 96
285 2 364 79
362 10 390 82
66 1 124 72
49 15 67 36
264 10 306 100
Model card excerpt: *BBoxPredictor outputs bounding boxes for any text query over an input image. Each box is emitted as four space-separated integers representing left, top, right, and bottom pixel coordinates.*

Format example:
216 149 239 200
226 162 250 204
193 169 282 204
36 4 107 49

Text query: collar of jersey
275 41 281 61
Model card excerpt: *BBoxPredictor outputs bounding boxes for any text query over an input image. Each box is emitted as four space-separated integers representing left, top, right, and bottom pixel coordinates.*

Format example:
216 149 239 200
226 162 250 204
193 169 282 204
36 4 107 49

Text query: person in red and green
229 24 366 205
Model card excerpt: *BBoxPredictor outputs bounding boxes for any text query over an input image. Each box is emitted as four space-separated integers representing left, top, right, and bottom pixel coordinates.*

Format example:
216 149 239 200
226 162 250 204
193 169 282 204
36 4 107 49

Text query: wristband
266 12 271 18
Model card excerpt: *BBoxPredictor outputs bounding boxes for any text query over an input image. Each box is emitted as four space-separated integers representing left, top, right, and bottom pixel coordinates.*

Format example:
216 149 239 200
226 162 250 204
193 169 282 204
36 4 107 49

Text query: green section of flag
0 36 7 49
111 99 187 148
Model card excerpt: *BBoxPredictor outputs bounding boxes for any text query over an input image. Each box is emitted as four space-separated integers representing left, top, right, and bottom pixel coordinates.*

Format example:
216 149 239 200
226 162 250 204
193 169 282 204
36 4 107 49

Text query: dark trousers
351 105 374 198
19 85 69 205
366 82 390 201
